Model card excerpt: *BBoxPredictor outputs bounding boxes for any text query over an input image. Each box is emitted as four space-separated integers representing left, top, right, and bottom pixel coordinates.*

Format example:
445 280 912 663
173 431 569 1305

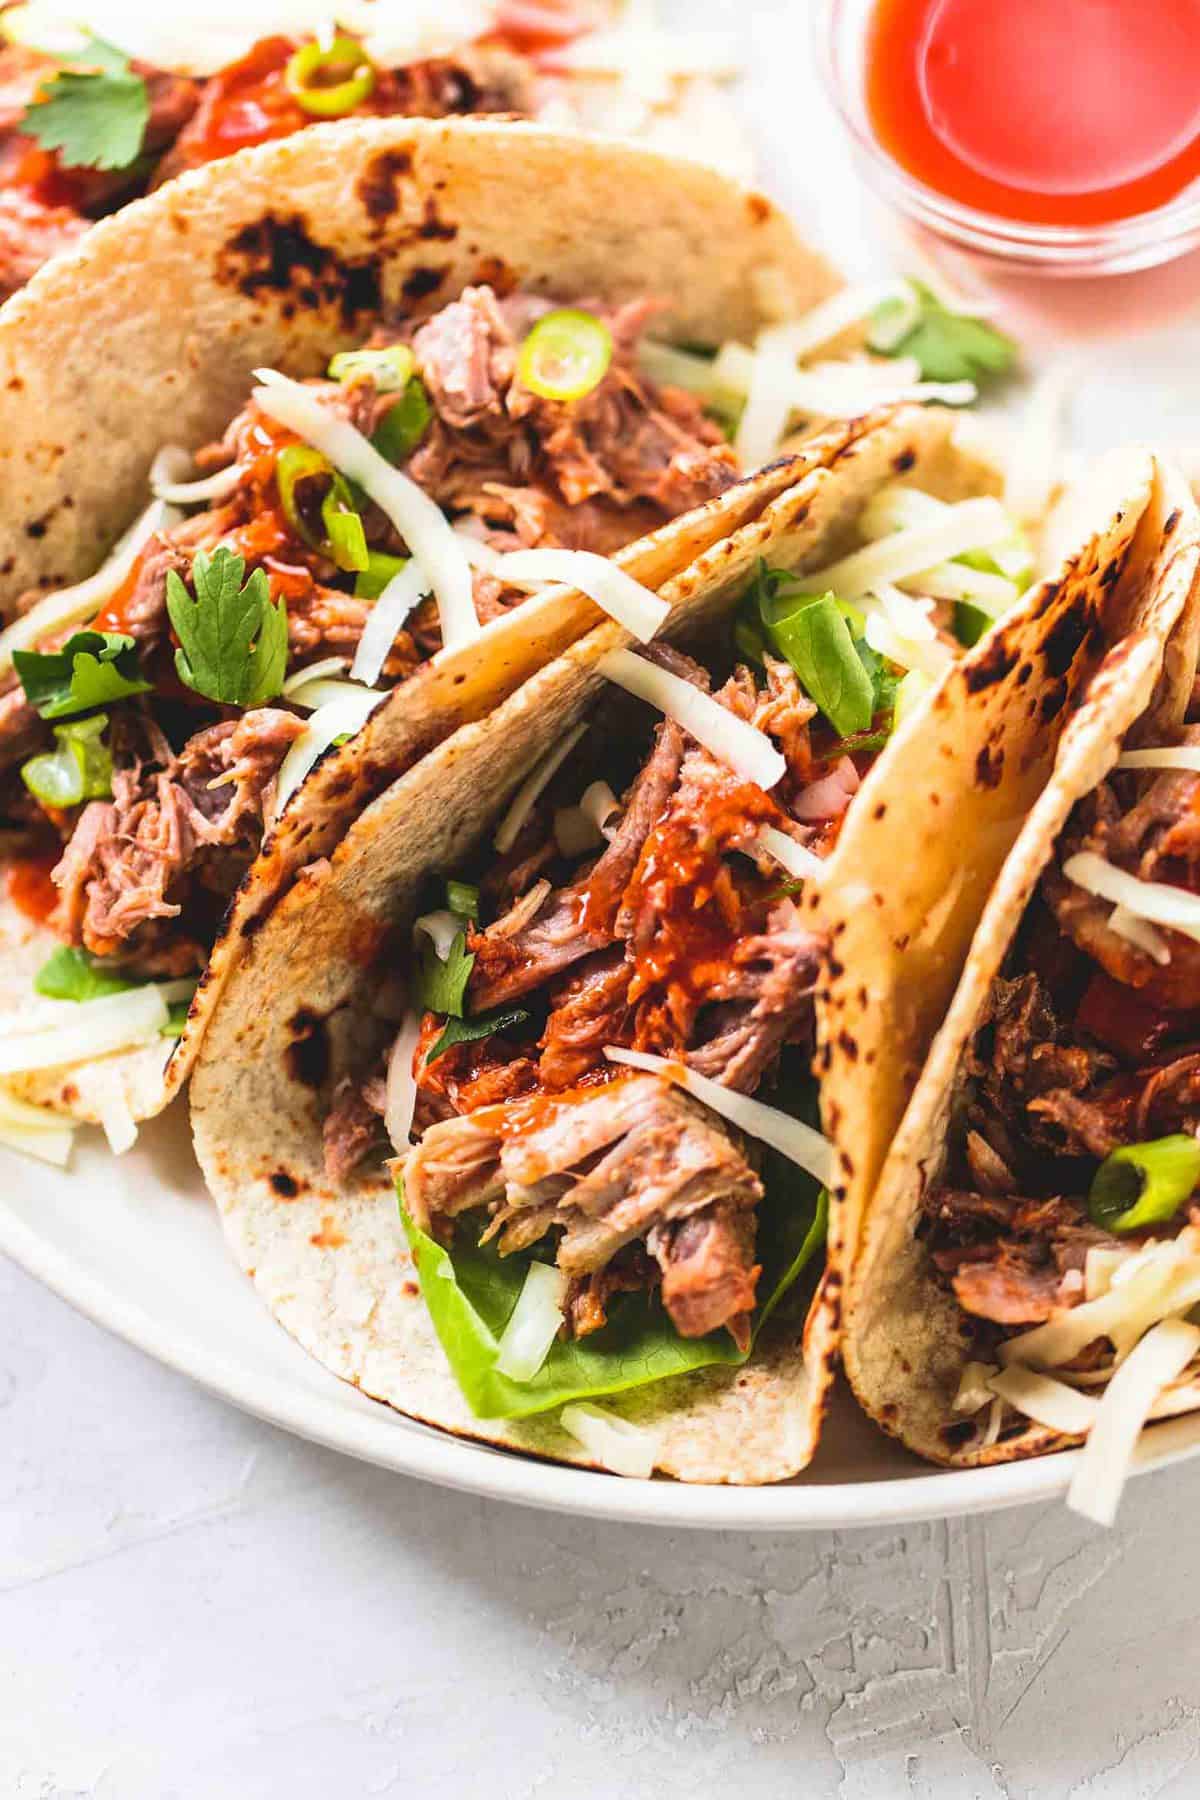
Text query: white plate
5 1112 1200 1529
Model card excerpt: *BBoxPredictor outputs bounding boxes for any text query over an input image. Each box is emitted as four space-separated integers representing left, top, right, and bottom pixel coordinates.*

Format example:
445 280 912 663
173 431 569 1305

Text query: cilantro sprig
21 36 150 173
412 929 474 1018
14 631 150 720
868 280 1017 386
428 1005 531 1064
166 547 288 707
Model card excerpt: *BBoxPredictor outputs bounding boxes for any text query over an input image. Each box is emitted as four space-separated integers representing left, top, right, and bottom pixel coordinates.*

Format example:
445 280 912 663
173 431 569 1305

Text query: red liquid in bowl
866 0 1200 225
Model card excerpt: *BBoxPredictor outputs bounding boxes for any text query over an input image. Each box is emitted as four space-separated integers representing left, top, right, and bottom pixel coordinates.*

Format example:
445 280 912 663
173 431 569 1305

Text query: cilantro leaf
34 945 138 1003
14 630 150 720
869 280 1017 386
412 929 474 1018
167 548 288 707
22 36 149 172
428 1005 531 1064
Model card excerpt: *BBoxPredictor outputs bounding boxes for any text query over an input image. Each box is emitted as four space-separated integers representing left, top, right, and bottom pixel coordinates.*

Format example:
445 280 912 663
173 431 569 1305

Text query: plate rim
6 1196 1200 1529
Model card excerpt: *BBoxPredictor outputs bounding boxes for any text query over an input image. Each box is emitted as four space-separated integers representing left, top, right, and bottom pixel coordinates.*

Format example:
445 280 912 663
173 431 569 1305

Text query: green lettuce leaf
398 1063 828 1420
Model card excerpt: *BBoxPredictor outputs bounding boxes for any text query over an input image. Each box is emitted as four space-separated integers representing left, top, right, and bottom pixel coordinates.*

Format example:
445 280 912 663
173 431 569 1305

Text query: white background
7 3 1200 1795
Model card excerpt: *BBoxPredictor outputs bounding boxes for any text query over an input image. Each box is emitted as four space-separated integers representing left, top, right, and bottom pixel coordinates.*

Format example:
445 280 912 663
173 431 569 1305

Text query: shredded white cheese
753 826 824 883
494 723 589 857
1118 746 1200 773
805 498 1013 602
272 687 383 819
281 656 348 696
1109 904 1172 967
987 1366 1099 1437
494 550 670 644
1064 851 1200 949
350 560 428 689
413 911 462 962
598 648 785 791
0 1083 76 1167
604 1045 837 1187
253 370 478 652
1067 1317 1200 1527
0 496 174 680
150 447 241 506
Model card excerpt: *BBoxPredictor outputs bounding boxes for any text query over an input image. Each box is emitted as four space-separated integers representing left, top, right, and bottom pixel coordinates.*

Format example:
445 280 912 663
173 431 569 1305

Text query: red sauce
169 37 309 169
7 854 59 925
865 0 1200 226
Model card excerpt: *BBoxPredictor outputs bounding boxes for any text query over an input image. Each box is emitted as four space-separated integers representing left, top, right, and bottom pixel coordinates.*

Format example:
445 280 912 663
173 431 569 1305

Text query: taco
0 116 864 1151
0 1 750 299
188 404 1152 1483
838 455 1200 1523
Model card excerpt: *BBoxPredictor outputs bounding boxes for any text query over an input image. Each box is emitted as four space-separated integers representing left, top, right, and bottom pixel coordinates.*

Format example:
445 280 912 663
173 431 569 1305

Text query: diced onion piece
603 1045 837 1187
753 825 824 883
598 648 785 791
273 688 382 819
284 676 383 713
494 723 588 855
907 561 1018 615
806 497 1013 603
1067 1317 1200 1527
0 987 168 1075
1118 746 1200 773
150 447 241 506
952 1360 999 1414
988 1366 1099 1436
581 780 620 838
0 497 174 680
495 550 670 645
873 581 937 642
863 607 954 681
494 1261 569 1382
282 656 348 695
1109 904 1171 967
350 559 428 688
558 1402 662 1479
253 369 477 652
1064 851 1200 948
75 1068 138 1155
413 910 462 962
384 1013 424 1157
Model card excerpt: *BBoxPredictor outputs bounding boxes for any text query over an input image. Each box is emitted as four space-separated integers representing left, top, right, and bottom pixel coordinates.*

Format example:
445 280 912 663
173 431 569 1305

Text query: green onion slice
328 345 414 392
21 713 112 809
355 551 409 601
1089 1135 1200 1234
285 37 376 118
371 378 433 466
277 443 369 572
320 487 369 572
446 879 480 920
516 309 613 403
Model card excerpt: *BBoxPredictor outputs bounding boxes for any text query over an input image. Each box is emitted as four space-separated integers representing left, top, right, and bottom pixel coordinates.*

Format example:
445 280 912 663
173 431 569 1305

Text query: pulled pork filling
0 33 534 299
922 718 1200 1346
335 643 861 1348
2 285 735 981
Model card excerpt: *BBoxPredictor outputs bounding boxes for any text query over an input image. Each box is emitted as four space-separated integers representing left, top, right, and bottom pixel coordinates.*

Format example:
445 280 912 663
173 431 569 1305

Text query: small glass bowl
816 0 1200 277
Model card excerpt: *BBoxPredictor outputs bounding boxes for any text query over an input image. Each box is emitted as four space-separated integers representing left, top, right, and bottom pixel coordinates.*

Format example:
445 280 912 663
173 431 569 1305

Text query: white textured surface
6 1249 1200 1798
9 2 1200 1791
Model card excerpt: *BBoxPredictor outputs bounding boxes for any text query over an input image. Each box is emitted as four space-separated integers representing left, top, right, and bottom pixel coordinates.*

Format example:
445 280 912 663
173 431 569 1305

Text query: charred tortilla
188 409 1155 1484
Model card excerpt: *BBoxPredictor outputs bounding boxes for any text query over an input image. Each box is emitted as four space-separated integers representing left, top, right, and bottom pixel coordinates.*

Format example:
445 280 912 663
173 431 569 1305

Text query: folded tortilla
188 408 1157 1484
0 117 846 1126
839 454 1200 1476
